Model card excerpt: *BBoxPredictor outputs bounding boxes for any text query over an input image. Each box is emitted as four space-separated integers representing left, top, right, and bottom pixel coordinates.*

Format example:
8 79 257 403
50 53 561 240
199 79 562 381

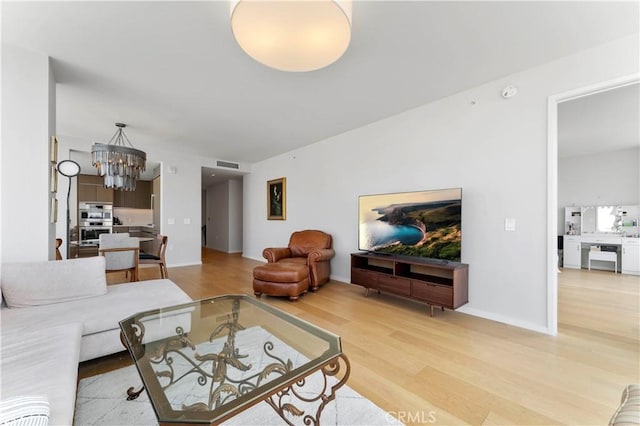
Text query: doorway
547 75 639 335
201 167 245 255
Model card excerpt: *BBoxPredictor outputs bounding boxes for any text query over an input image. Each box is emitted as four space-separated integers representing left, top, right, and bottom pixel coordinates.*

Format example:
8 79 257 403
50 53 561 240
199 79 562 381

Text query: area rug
75 326 403 425
75 366 402 426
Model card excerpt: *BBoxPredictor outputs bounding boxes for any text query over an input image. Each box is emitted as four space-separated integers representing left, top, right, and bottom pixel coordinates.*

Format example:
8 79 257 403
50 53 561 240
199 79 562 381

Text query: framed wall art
50 136 58 163
50 197 58 224
50 164 58 193
267 177 286 220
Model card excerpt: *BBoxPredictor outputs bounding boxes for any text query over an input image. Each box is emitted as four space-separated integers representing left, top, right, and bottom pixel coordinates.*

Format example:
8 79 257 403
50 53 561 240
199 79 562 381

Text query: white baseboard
165 261 203 268
456 306 551 335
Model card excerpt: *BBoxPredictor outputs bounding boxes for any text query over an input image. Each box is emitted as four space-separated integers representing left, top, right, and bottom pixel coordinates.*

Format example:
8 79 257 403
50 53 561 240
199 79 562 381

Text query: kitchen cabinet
78 175 113 203
136 180 152 208
621 238 640 275
113 180 152 209
70 243 98 258
563 236 581 269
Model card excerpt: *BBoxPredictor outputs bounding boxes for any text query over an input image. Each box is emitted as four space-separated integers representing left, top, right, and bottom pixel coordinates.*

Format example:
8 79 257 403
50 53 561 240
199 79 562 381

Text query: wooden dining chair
139 235 168 278
55 238 63 260
99 233 140 282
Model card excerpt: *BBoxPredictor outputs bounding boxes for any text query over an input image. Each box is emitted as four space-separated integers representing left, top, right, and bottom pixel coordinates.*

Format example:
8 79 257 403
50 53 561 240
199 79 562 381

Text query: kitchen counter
71 237 154 247
113 225 158 235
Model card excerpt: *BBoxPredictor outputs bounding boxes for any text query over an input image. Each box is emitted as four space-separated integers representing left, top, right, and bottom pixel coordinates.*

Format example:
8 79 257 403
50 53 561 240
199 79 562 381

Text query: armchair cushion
288 230 332 257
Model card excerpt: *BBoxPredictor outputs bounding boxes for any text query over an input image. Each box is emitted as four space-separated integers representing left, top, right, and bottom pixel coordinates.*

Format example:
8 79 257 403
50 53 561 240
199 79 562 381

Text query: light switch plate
184 218 191 225
505 218 516 231
167 218 175 225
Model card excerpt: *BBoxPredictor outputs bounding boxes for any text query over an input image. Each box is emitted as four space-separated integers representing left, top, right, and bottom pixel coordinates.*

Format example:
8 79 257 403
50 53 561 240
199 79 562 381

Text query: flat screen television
358 188 462 261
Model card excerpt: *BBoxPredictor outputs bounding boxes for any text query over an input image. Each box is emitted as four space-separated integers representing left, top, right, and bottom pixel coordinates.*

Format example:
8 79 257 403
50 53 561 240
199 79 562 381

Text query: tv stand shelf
350 252 469 316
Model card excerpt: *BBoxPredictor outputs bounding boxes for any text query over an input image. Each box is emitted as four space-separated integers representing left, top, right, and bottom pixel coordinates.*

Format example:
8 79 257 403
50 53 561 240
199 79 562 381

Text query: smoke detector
502 85 518 99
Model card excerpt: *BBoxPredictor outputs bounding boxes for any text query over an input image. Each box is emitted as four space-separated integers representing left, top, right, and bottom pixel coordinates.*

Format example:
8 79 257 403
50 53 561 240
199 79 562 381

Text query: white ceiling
2 1 639 165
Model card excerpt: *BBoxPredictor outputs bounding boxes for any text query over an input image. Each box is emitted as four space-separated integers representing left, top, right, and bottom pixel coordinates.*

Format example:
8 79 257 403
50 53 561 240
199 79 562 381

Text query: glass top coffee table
119 294 350 425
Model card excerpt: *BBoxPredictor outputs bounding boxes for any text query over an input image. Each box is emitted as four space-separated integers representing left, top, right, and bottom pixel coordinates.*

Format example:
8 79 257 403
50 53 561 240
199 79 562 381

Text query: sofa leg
310 286 319 292
289 296 299 301
254 292 262 298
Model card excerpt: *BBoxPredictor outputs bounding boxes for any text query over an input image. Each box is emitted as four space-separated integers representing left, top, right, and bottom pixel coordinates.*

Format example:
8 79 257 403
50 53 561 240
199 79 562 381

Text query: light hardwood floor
83 250 640 425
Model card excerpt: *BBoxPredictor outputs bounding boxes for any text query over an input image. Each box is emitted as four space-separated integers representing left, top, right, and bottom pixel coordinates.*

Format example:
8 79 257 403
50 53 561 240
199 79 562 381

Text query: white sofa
0 257 192 425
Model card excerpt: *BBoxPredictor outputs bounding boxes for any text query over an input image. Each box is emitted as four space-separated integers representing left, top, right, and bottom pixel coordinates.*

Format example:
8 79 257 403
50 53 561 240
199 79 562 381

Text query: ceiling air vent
216 160 239 169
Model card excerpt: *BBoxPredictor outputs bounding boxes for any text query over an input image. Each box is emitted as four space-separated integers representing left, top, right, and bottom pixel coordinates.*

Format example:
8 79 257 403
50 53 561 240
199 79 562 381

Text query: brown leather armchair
262 230 335 291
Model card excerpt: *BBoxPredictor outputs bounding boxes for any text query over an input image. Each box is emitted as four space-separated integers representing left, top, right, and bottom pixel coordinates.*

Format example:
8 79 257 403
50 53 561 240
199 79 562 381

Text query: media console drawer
378 275 411 296
411 281 453 307
351 268 379 289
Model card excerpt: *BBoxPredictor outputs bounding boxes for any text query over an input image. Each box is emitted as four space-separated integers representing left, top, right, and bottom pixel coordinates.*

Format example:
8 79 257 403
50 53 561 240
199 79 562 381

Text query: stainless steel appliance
79 202 113 224
79 227 112 243
78 202 113 244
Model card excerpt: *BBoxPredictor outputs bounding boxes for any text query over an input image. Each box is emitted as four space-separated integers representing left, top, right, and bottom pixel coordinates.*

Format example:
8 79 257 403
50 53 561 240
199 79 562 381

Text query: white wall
206 182 230 252
243 34 639 333
48 58 57 260
205 179 243 253
228 179 243 253
1 44 55 262
558 147 639 234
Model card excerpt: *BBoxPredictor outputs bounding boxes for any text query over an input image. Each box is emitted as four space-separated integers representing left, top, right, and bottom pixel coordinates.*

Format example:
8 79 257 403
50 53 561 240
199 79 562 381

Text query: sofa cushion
609 384 640 426
1 323 82 426
0 279 193 361
0 395 49 426
1 257 107 308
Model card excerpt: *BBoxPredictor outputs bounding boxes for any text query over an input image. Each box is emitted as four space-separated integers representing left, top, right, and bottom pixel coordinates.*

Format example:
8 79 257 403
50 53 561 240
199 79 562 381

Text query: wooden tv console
350 252 469 316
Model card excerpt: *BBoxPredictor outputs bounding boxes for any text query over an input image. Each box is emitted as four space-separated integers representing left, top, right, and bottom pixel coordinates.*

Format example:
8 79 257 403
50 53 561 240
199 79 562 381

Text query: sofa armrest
609 384 640 426
0 395 49 426
308 248 335 263
262 247 292 263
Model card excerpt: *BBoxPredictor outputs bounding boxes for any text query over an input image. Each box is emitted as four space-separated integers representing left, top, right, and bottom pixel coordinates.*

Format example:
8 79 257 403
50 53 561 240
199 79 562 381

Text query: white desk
563 234 625 273
588 250 617 273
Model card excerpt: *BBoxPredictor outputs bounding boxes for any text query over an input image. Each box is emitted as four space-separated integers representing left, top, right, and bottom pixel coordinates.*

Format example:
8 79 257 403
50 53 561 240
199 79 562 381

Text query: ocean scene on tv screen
359 189 461 261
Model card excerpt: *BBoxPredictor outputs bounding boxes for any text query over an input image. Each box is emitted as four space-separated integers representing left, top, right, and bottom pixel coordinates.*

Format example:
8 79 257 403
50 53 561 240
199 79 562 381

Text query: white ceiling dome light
230 0 352 72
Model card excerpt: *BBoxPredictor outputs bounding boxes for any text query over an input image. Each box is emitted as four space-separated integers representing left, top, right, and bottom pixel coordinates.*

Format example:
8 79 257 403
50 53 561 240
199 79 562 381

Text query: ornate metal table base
119 295 349 425
120 326 147 401
265 354 351 426
126 385 145 401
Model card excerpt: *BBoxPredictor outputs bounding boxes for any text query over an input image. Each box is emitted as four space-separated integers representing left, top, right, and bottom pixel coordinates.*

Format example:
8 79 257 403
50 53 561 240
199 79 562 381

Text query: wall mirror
596 205 621 233
581 206 596 234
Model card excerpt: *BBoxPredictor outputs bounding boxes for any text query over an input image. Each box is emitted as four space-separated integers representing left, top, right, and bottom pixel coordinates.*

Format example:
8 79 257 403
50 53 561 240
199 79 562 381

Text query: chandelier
230 0 352 72
91 123 146 191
